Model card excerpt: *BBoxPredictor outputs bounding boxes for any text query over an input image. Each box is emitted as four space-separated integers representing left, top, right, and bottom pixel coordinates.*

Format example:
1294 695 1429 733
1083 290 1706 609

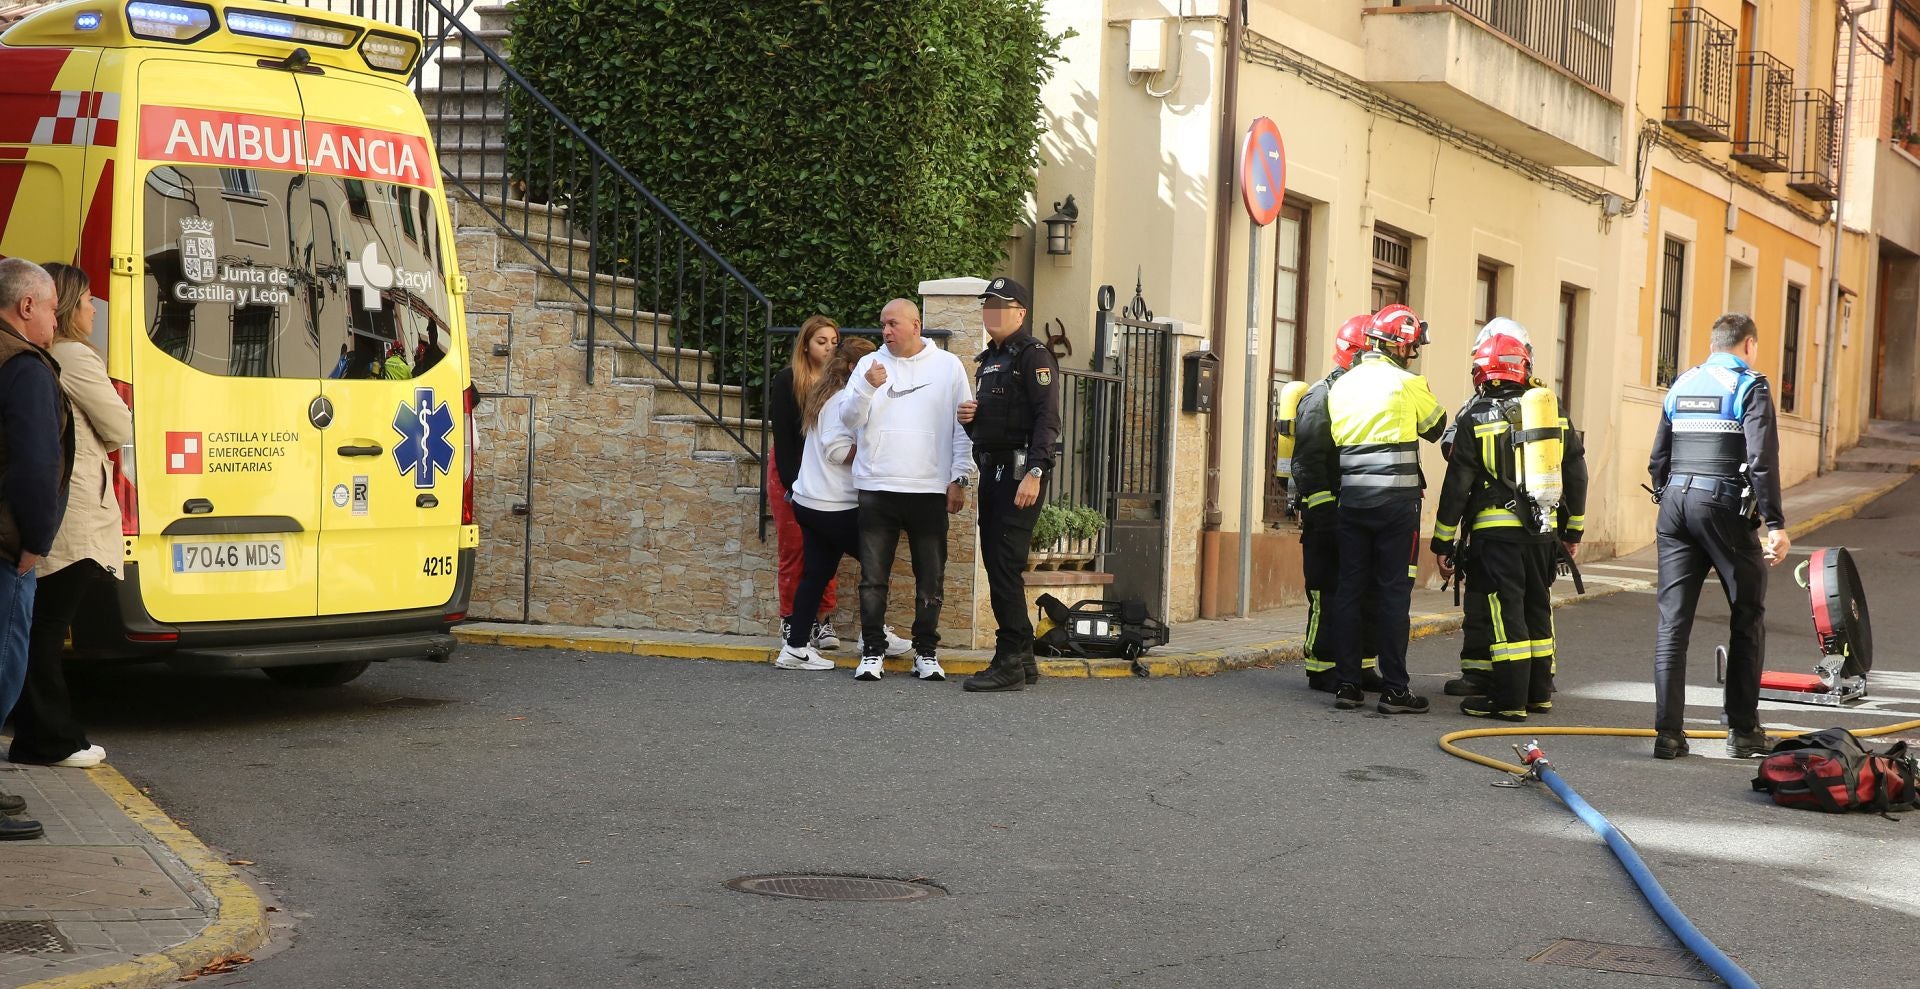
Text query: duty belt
976 449 1028 468
1666 473 1743 498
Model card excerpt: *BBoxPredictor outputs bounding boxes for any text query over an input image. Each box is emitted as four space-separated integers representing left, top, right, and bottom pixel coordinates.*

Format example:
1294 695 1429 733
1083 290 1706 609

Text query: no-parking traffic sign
1239 116 1286 227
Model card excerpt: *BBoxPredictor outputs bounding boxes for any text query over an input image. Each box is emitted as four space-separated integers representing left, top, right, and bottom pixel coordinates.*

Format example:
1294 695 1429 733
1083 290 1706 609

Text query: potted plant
1028 502 1108 571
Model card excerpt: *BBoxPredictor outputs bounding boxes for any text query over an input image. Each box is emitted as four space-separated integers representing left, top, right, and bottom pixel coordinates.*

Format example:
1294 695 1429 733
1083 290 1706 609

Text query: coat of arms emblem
178 217 217 284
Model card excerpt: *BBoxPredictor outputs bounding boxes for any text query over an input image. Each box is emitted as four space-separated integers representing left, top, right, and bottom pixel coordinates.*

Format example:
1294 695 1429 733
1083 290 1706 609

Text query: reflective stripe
1432 520 1458 541
1417 404 1445 432
1474 508 1523 529
1303 490 1335 508
1461 658 1493 672
1341 474 1420 488
1530 638 1556 658
1338 447 1419 467
1671 418 1743 433
1565 514 1585 532
1304 589 1321 665
1471 422 1507 437
1407 564 1419 579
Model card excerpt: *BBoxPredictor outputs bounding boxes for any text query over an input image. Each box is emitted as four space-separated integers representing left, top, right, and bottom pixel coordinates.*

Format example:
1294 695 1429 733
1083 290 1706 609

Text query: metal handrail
295 0 774 463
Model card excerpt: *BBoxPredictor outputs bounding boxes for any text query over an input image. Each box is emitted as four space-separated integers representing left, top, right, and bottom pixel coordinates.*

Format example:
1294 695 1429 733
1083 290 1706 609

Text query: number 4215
422 555 455 576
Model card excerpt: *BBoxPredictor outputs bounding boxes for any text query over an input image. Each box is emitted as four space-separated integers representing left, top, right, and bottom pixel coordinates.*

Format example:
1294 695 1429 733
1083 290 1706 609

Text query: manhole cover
1531 939 1716 982
725 874 945 902
0 921 74 955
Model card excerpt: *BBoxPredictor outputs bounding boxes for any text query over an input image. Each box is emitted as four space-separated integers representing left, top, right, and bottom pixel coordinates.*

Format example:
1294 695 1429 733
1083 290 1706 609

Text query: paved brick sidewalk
459 469 1907 675
0 758 264 989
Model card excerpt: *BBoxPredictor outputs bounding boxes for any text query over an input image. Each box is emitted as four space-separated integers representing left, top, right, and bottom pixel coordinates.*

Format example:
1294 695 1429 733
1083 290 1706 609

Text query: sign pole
1238 223 1260 619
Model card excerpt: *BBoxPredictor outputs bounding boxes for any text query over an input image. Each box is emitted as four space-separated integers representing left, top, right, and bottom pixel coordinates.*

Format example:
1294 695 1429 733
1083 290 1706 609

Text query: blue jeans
0 563 35 726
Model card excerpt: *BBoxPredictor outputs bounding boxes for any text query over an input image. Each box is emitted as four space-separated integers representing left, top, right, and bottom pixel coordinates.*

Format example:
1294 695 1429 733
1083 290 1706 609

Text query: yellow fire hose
1440 719 1920 776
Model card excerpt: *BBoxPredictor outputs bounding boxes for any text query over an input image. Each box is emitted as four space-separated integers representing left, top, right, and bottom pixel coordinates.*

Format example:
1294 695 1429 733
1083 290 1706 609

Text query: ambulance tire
263 661 371 687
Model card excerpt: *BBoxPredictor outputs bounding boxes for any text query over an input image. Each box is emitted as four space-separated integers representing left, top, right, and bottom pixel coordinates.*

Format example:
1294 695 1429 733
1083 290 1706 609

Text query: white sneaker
773 644 833 671
912 654 947 682
883 625 914 658
853 655 885 681
812 621 841 651
52 745 106 768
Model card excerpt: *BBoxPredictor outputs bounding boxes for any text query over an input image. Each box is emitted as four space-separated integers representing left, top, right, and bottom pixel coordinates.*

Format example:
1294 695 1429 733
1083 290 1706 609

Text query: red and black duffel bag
1751 727 1919 819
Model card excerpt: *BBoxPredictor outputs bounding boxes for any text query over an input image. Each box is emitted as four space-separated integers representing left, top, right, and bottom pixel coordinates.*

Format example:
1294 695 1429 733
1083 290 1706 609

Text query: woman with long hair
776 336 878 669
10 263 131 768
768 315 841 648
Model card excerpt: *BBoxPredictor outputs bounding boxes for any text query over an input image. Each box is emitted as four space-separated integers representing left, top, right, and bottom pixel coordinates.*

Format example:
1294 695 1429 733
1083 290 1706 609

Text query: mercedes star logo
309 395 335 430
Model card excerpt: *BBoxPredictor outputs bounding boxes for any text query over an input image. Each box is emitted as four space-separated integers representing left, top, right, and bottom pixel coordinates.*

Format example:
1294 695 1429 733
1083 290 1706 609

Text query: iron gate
1094 280 1173 611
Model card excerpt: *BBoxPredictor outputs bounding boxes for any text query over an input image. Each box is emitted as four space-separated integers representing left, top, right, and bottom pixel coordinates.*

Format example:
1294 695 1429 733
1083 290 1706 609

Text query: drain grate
725 874 945 902
1531 939 1716 982
0 921 74 955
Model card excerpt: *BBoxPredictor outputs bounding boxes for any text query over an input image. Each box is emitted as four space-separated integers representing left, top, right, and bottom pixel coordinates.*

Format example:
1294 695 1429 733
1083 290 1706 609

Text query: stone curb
17 768 268 989
453 476 1902 679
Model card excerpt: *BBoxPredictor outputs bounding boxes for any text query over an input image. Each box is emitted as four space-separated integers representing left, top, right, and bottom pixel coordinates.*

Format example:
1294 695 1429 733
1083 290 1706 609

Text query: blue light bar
74 11 102 29
125 1 213 41
225 9 357 47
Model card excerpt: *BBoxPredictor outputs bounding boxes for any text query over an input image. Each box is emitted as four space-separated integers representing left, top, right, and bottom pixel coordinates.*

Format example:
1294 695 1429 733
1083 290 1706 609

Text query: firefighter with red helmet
1289 314 1383 693
1324 304 1447 713
1430 325 1588 721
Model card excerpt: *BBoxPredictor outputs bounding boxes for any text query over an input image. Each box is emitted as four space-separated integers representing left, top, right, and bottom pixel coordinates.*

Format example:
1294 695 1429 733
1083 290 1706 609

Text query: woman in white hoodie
776 337 878 670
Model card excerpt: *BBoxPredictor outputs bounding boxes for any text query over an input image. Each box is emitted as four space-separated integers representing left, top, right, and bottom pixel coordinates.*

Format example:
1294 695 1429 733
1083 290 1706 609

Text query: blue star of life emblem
392 386 455 489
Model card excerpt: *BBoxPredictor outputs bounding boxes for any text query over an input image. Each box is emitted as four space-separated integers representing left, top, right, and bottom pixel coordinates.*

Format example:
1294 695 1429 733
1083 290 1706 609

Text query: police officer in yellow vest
1325 304 1446 713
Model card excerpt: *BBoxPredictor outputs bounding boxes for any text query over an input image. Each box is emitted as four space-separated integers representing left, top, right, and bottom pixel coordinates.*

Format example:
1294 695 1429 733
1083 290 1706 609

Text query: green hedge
508 0 1067 388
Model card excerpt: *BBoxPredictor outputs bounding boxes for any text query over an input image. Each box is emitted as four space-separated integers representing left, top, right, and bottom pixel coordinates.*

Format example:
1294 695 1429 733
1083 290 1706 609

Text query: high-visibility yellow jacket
1327 351 1446 509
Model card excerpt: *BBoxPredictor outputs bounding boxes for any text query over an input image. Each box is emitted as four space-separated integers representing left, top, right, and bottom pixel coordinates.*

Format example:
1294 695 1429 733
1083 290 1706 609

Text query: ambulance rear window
141 165 451 379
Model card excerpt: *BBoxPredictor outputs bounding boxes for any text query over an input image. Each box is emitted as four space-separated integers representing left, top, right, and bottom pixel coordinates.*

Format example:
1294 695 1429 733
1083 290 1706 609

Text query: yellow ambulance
0 0 476 685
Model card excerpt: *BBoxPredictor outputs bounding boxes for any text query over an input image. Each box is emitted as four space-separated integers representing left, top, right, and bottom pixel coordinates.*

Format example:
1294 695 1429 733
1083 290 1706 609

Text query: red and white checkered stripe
30 90 120 147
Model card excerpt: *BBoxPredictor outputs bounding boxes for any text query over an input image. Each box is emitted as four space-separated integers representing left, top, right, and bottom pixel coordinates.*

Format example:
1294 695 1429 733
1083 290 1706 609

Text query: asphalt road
75 476 1920 989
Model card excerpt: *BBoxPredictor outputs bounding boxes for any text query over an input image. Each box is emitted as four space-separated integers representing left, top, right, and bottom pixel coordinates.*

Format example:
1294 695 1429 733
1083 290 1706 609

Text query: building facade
1021 0 1873 622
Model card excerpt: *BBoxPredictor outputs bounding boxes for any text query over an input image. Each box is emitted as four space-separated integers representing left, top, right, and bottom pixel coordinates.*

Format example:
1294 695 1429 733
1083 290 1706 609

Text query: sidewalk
0 759 264 989
457 467 1911 677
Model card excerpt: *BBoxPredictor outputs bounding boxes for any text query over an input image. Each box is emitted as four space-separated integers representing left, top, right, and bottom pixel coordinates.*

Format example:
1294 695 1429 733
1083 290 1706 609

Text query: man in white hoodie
840 299 974 682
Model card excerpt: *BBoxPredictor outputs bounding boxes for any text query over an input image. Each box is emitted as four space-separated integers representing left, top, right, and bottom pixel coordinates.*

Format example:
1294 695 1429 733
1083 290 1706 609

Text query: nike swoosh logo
886 384 930 398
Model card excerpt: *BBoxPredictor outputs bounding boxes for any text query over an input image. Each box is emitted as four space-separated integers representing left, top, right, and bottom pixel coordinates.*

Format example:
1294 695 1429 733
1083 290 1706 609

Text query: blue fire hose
1518 742 1760 989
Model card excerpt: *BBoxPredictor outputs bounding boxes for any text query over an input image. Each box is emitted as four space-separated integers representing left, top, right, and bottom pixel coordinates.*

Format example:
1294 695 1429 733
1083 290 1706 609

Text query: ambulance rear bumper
72 548 475 666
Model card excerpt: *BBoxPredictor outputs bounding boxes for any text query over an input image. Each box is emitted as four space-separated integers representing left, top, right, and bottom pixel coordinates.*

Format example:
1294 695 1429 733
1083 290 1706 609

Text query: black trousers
1330 498 1421 692
1654 486 1767 733
977 459 1043 655
1300 505 1376 674
856 490 948 656
8 561 102 764
1463 537 1557 715
788 503 860 649
1459 565 1492 678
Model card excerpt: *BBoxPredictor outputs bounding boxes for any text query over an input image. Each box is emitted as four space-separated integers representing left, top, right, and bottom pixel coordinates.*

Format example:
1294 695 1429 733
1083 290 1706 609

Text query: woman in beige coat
10 263 130 768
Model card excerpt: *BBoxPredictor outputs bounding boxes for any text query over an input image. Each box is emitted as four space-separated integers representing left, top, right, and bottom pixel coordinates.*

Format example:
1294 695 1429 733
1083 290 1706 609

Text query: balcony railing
1391 0 1615 92
1789 88 1840 200
1664 4 1736 141
1732 50 1793 171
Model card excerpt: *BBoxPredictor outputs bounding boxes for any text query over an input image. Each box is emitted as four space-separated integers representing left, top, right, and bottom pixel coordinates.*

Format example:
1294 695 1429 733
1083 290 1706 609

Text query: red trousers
768 452 836 617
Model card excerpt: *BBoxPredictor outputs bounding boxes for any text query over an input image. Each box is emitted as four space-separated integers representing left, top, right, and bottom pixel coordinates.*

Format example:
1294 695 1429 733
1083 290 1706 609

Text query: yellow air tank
1274 380 1310 479
1519 387 1563 531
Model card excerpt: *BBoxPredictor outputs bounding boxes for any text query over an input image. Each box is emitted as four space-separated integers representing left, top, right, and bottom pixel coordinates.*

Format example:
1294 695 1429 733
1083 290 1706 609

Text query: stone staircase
1835 419 1920 473
416 6 775 630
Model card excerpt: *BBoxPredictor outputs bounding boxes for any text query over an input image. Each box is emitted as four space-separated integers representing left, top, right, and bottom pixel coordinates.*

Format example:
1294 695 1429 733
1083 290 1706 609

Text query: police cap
979 276 1031 309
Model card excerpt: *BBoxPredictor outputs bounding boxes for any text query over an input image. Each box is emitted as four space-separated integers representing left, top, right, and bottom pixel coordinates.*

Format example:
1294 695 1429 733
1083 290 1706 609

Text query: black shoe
1461 697 1526 722
1306 670 1337 693
1653 732 1690 760
1 815 44 840
1526 700 1553 714
1443 675 1491 697
1359 669 1388 693
1727 728 1772 759
0 791 24 815
1332 683 1366 710
1022 651 1040 686
1377 690 1430 714
963 656 1026 693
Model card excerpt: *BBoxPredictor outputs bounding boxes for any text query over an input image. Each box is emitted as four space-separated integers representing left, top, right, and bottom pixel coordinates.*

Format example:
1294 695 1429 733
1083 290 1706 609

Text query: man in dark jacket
0 257 73 841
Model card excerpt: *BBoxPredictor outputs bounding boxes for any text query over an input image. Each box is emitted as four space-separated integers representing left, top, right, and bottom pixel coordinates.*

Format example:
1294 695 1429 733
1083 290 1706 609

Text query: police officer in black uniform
959 277 1061 692
1649 312 1789 761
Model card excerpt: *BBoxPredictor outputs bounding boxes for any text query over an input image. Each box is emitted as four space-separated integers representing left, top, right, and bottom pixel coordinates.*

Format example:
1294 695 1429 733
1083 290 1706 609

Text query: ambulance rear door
292 70 464 616
129 58 323 623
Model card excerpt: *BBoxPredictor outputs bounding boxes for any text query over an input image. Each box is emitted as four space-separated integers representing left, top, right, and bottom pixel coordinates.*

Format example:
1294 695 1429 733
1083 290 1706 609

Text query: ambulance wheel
263 661 371 687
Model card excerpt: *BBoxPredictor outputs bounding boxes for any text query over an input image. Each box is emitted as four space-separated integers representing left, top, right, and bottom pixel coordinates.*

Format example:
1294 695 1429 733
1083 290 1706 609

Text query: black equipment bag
1034 594 1171 676
1751 727 1918 819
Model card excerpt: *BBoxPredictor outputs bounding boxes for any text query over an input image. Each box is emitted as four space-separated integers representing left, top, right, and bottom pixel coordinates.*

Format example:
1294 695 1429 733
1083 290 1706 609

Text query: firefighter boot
964 649 1026 693
1021 649 1040 685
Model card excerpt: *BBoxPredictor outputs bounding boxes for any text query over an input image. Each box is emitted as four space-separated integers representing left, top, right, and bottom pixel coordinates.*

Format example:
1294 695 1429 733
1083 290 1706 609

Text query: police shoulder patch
1035 368 1052 386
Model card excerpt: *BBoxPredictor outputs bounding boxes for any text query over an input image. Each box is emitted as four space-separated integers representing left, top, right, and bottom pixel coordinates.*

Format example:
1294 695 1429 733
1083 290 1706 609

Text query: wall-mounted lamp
1043 195 1079 256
